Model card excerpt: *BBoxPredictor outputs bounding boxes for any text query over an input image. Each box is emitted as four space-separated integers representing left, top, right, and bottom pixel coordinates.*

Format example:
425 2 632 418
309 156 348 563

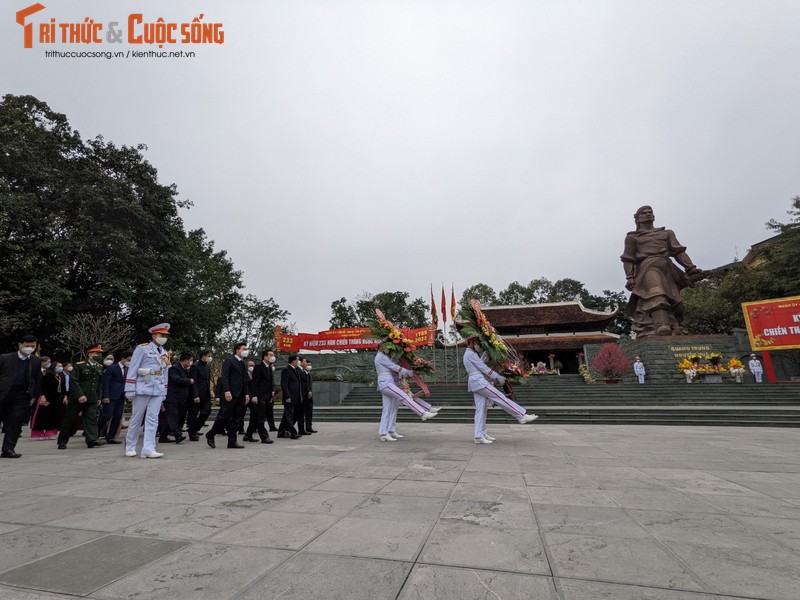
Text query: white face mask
66 366 73 372
239 350 249 358
306 366 312 372
55 366 64 373
103 359 114 366
267 356 276 364
248 366 254 373
41 363 51 370
204 356 212 363
155 336 168 346
19 346 35 356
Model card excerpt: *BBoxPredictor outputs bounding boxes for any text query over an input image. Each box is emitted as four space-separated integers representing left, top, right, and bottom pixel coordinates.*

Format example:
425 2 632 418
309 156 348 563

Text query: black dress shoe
0 451 21 458
227 443 245 449
106 439 122 444
57 443 67 450
86 440 106 448
307 428 318 433
174 434 186 444
237 430 245 435
205 433 215 448
242 434 254 442
261 438 274 444
189 435 200 442
289 433 300 440
297 430 307 436
158 437 174 444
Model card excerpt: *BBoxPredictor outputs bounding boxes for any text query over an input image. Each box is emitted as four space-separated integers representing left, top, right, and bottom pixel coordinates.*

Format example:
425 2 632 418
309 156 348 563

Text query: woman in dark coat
30 362 66 439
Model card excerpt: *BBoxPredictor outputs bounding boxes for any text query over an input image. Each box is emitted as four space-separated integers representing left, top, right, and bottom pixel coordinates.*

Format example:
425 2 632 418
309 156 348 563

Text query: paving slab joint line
230 470 411 600
390 455 472 600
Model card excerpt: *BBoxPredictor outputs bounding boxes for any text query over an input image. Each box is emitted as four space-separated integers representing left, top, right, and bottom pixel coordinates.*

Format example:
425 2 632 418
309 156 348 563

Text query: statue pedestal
619 335 740 384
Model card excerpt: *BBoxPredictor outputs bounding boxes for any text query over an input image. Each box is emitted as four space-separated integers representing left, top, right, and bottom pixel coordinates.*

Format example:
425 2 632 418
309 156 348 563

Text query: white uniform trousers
637 374 645 384
126 394 165 456
754 371 763 383
377 383 426 435
471 385 527 424
473 393 490 438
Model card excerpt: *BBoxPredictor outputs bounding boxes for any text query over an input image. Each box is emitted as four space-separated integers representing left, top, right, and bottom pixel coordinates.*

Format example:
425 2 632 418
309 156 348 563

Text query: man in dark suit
294 357 309 435
162 352 193 444
0 335 45 458
300 357 317 434
278 354 301 439
187 349 212 440
244 350 276 444
99 350 131 444
206 343 249 449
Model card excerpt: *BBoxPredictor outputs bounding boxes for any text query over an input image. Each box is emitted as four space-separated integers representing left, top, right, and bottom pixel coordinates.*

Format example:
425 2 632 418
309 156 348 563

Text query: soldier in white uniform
633 356 646 384
464 338 537 444
125 323 171 458
375 350 437 441
749 354 764 383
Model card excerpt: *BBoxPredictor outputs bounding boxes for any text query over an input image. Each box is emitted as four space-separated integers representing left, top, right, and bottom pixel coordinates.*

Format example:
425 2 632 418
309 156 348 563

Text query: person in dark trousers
99 350 131 444
162 352 193 444
278 354 301 439
0 334 45 458
58 344 107 450
300 357 317 433
206 343 249 449
294 357 309 435
188 349 212 440
244 350 275 444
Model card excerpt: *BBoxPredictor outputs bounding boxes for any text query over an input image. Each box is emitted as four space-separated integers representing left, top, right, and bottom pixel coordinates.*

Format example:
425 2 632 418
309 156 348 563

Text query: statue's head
634 205 655 228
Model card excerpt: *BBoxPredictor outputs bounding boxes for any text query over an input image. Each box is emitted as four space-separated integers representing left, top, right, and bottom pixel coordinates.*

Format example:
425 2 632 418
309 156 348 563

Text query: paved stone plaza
0 423 798 600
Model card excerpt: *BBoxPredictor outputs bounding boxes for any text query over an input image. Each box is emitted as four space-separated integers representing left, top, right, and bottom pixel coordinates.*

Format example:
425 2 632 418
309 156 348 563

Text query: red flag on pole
430 285 438 328
451 284 457 321
441 285 447 324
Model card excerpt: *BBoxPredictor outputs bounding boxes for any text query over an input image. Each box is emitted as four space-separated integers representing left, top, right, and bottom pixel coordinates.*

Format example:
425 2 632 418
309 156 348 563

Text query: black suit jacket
251 362 274 403
102 362 126 400
166 363 193 403
281 364 301 403
220 356 248 398
299 368 311 401
0 352 42 401
190 361 211 401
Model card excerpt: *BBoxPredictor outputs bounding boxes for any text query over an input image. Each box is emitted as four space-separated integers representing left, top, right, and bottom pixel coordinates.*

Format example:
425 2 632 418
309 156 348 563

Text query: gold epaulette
76 361 86 365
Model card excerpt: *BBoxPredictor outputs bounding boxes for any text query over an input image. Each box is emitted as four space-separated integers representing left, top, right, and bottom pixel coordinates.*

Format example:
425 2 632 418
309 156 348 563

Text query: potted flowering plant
705 352 722 366
727 358 746 383
591 344 630 382
678 358 696 383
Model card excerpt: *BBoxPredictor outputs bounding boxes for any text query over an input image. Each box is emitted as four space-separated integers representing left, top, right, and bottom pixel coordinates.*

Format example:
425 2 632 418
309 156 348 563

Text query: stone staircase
311 375 800 426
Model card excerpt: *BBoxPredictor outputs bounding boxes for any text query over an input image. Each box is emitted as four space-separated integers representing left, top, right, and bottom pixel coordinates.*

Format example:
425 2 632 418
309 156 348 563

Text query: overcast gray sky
3 0 800 332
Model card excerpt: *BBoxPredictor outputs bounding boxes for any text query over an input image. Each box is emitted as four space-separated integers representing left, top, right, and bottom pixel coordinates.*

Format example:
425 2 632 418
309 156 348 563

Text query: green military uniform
57 360 104 447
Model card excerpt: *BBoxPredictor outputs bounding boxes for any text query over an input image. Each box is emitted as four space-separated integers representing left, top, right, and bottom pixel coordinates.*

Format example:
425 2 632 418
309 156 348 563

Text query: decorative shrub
591 344 631 380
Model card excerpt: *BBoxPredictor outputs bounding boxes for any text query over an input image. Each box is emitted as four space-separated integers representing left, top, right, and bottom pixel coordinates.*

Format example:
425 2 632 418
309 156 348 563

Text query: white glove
137 368 152 376
495 375 507 386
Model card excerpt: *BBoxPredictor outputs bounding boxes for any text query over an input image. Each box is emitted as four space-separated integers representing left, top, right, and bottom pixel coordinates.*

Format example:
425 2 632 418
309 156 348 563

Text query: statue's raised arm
620 206 704 338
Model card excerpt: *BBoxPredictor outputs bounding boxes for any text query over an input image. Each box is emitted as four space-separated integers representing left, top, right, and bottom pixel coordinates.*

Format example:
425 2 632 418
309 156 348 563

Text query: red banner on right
742 295 800 351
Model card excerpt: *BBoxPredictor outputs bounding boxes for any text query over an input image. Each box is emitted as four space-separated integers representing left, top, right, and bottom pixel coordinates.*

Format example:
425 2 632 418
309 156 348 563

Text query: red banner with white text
275 326 434 353
742 295 800 351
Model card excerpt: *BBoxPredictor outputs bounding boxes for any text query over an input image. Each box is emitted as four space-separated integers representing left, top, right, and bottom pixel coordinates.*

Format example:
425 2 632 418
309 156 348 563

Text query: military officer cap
148 323 171 335
87 344 104 353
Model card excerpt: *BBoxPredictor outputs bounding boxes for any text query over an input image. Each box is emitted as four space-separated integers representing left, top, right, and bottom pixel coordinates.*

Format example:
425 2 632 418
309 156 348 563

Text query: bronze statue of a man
621 206 704 337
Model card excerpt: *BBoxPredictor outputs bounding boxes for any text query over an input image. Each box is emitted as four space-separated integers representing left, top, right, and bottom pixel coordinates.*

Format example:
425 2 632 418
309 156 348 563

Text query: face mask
155 336 168 346
103 359 114 366
66 366 73 372
20 346 35 356
55 366 64 374
248 366 254 373
240 350 249 358
268 356 276 364
42 363 51 370
306 366 312 372
204 356 212 363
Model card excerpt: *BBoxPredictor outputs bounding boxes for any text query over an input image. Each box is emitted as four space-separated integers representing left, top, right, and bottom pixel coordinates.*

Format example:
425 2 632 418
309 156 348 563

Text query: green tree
215 294 290 357
329 297 358 329
763 195 800 297
460 283 498 306
0 94 245 353
355 291 428 328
